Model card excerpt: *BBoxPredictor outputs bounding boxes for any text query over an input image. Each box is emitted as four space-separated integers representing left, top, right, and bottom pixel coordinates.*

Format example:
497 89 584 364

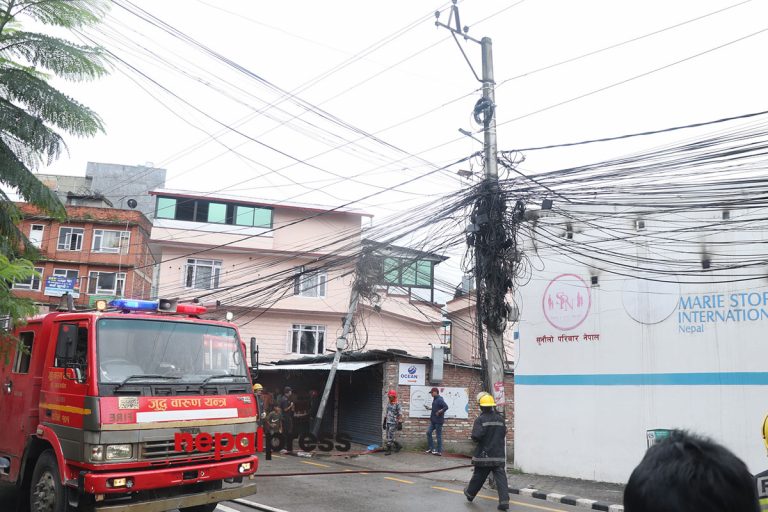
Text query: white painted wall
515 205 768 482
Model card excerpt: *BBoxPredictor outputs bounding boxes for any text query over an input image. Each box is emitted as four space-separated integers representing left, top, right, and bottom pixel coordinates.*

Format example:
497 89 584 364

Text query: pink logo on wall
542 274 591 330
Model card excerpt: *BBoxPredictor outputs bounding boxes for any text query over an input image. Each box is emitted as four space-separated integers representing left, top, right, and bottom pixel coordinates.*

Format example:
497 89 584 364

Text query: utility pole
311 289 359 436
436 1 506 408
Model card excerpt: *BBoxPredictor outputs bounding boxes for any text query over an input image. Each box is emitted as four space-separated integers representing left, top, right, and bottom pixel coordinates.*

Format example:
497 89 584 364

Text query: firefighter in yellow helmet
759 415 768 511
253 383 266 426
464 393 509 510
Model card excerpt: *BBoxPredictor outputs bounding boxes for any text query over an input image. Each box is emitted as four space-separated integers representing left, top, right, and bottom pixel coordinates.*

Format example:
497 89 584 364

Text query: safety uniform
383 400 402 452
465 397 509 510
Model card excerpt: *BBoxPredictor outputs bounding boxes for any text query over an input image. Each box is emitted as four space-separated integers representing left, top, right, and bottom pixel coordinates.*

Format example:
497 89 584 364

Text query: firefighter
382 390 403 455
464 394 509 510
253 384 267 421
759 415 768 511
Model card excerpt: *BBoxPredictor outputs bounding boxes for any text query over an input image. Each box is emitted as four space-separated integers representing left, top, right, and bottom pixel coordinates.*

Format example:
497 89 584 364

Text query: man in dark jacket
464 393 509 510
424 387 449 455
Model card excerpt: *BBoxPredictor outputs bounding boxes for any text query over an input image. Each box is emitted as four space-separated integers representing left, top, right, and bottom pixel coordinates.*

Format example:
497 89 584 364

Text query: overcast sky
34 0 768 288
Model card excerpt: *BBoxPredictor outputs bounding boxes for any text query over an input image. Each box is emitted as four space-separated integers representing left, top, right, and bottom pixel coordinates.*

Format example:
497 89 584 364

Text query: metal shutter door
337 365 382 446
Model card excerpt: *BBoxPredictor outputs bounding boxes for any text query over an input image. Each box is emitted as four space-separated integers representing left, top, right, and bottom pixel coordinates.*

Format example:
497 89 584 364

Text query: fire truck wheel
30 450 66 512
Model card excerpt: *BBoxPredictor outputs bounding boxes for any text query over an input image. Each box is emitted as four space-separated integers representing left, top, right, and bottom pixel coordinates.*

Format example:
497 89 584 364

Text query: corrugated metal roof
258 361 381 371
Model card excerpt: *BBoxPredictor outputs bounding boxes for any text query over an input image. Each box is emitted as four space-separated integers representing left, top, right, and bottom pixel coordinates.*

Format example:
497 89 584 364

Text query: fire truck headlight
238 462 252 473
106 444 133 461
90 446 104 462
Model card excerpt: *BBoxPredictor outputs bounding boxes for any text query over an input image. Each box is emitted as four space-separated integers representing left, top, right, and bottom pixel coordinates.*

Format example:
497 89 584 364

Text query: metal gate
337 364 383 446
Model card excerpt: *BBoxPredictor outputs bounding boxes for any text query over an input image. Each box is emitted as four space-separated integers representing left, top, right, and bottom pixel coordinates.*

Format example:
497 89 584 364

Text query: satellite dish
126 198 138 209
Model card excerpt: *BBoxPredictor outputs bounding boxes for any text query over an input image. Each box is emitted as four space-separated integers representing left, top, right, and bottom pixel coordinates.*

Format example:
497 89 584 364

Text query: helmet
252 383 263 391
479 394 496 407
763 414 768 452
476 391 491 402
387 390 397 397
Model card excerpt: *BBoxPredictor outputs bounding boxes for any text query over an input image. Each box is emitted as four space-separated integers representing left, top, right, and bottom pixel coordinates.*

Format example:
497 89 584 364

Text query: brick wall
381 359 514 457
13 203 156 306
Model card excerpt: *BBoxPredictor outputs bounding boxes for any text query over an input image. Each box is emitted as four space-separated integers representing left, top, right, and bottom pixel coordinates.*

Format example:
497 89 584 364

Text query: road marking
384 476 414 484
431 486 566 512
300 460 330 468
217 505 241 512
231 498 290 512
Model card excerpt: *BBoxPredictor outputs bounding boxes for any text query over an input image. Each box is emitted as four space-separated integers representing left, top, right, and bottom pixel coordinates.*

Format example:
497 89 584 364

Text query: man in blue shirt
424 387 449 455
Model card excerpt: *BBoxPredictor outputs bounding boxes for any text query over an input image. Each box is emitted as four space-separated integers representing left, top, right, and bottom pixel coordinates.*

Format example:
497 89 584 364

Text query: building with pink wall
446 290 516 367
149 189 447 364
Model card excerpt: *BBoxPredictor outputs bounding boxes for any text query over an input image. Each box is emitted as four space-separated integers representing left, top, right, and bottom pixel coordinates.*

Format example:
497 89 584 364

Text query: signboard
408 386 469 419
542 273 590 330
397 363 425 386
44 276 79 298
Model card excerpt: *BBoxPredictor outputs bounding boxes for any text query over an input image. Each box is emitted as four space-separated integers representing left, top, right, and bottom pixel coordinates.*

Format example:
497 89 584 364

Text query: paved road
219 452 569 512
1 452 569 512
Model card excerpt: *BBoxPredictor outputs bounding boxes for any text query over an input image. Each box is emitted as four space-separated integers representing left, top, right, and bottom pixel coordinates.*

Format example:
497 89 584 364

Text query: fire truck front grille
140 439 213 461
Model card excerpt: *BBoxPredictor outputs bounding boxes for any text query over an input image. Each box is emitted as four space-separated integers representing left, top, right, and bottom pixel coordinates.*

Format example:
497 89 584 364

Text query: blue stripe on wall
515 372 768 386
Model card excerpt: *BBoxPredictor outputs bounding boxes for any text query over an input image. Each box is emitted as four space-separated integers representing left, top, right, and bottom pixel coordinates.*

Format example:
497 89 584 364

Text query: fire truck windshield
96 318 247 385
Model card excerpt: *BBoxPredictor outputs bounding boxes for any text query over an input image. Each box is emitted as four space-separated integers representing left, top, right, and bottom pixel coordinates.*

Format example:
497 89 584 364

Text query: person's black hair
480 406 494 413
624 430 759 512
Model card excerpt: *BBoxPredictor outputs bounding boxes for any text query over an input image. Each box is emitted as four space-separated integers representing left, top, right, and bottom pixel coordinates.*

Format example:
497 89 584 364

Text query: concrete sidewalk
303 448 625 510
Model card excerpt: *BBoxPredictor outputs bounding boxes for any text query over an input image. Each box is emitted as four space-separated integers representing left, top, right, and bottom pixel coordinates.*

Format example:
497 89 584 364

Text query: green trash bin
646 429 672 448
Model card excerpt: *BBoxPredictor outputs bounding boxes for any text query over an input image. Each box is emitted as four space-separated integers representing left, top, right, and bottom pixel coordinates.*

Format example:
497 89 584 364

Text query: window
92 229 130 254
29 224 44 248
184 259 221 290
382 257 433 289
53 268 79 281
57 227 84 251
156 197 177 219
12 332 34 373
12 267 43 291
207 202 227 223
290 325 325 355
54 323 87 370
294 269 327 298
155 196 272 228
87 272 126 295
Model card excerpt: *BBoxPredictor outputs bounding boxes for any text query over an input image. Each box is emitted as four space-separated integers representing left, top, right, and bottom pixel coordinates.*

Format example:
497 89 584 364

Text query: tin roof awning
258 361 380 371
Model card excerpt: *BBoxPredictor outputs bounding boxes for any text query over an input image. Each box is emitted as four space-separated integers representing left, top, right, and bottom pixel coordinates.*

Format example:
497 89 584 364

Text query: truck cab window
55 323 88 370
12 331 34 373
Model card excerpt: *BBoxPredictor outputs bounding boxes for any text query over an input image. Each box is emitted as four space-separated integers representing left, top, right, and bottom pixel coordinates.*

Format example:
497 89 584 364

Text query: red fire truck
0 298 259 512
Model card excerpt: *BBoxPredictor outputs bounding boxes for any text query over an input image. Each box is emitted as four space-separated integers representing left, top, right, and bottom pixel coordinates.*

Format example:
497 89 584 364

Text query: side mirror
250 337 258 378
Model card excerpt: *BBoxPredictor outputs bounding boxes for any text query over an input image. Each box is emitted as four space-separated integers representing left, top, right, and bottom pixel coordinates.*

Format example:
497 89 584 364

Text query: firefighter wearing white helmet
759 415 768 511
464 393 509 510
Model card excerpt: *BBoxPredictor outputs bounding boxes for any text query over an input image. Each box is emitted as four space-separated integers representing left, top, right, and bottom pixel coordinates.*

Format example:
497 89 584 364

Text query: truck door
40 321 90 460
0 329 38 481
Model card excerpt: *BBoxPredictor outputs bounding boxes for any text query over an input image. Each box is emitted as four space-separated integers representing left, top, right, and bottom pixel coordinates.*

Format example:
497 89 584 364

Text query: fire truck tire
30 450 66 512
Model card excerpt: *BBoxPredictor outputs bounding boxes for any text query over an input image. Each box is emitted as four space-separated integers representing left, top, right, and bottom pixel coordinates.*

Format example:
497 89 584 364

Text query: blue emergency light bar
106 299 208 315
108 299 159 311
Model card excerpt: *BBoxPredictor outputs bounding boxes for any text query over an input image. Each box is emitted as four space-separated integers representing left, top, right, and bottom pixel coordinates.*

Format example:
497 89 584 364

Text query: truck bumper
93 483 258 512
82 455 258 494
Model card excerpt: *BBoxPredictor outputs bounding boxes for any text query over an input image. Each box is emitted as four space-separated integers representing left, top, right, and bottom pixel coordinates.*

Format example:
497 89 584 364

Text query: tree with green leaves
0 1 109 335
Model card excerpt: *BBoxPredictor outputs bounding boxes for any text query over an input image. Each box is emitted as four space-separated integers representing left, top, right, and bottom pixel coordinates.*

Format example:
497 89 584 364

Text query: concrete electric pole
436 2 506 408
